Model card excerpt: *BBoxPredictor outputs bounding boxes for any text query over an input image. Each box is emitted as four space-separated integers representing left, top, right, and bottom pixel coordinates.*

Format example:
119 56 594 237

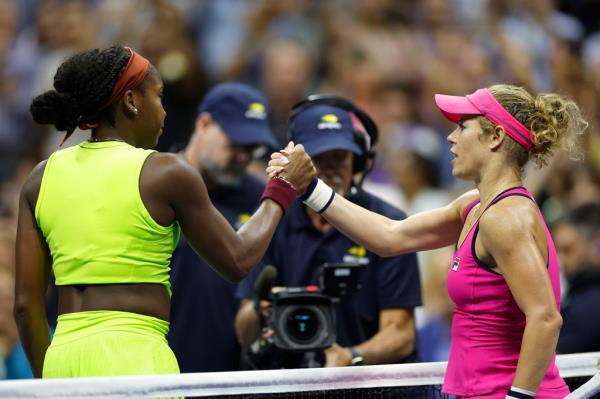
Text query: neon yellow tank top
35 141 179 295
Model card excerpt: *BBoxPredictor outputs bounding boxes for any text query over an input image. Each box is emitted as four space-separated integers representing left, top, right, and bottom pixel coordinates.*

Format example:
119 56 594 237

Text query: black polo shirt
236 188 422 362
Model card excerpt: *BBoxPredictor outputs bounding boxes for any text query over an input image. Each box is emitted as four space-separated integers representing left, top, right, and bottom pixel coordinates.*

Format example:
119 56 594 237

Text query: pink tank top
443 187 569 398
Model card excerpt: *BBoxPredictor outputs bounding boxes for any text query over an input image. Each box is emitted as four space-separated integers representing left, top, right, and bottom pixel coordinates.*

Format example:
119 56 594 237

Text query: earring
131 107 138 115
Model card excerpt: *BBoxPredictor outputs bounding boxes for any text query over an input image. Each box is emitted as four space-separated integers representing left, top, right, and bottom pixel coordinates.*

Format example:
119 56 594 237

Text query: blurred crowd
1 0 600 378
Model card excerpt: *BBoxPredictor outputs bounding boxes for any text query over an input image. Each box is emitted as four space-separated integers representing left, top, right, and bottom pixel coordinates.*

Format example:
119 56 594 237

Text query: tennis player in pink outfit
269 84 588 398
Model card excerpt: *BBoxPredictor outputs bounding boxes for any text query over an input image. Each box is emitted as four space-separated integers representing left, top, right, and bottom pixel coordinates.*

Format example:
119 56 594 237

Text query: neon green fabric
43 311 179 378
35 141 179 294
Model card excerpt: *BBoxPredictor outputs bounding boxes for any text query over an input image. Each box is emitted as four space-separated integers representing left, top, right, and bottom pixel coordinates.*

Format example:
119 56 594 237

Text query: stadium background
0 0 599 381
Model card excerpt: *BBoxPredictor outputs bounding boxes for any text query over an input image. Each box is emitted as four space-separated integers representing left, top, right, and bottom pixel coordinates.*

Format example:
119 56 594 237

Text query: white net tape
566 372 600 399
0 352 597 398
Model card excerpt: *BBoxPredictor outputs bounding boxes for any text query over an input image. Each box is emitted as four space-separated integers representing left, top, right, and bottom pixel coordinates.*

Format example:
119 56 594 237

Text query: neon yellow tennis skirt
43 310 180 378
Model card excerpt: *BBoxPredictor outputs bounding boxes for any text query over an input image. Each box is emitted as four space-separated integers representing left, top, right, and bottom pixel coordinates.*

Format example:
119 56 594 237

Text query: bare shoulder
22 160 48 206
455 189 479 206
143 152 202 186
141 151 208 205
26 159 48 185
448 189 480 219
145 151 192 175
479 196 539 243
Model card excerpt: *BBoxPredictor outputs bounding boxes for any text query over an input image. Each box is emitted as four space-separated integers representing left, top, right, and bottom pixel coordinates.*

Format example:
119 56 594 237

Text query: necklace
87 137 125 143
478 182 522 210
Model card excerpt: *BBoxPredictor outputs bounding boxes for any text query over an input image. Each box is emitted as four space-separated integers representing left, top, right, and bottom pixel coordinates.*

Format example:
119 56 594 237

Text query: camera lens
285 307 318 342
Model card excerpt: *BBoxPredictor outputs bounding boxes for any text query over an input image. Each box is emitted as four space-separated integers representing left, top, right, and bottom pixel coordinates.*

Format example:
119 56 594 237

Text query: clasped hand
266 141 316 196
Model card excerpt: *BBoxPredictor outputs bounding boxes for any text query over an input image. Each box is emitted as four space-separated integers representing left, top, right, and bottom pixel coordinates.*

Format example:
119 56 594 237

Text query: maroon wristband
260 177 296 213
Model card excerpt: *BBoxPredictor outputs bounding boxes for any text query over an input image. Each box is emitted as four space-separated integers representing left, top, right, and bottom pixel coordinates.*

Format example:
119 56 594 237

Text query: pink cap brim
434 94 481 123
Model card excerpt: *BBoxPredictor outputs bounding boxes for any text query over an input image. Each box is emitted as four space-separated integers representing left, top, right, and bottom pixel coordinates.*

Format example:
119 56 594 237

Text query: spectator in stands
554 202 600 354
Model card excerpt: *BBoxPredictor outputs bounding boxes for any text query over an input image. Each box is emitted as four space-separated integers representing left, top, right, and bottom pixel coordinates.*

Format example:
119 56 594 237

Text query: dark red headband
60 47 150 146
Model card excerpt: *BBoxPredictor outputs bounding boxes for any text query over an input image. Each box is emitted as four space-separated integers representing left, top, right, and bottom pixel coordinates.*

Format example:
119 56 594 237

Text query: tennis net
0 352 597 398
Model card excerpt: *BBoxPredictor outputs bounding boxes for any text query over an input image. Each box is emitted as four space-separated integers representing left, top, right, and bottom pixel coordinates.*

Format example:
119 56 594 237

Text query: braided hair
30 46 132 132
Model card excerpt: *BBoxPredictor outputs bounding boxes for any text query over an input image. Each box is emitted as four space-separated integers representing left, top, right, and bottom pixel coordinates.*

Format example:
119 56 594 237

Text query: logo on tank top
451 256 461 272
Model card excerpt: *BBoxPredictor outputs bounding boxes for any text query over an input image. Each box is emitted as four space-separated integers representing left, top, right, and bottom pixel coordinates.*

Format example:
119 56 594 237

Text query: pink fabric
461 199 480 223
435 88 534 151
444 187 569 398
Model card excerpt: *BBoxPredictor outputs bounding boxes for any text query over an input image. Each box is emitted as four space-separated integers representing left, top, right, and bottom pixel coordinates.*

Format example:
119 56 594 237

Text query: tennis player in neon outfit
16 45 314 379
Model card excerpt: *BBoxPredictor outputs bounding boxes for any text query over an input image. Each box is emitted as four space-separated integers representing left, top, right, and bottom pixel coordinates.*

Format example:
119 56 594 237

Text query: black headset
289 94 379 183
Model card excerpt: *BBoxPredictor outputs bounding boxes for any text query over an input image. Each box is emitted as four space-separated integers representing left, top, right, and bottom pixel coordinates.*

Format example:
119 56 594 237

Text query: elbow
545 310 562 333
395 329 416 360
14 295 34 326
371 226 404 257
364 235 395 257
214 253 251 283
384 323 416 362
230 273 247 284
373 246 397 258
372 240 402 257
223 268 246 283
227 258 252 283
528 309 563 336
550 312 563 334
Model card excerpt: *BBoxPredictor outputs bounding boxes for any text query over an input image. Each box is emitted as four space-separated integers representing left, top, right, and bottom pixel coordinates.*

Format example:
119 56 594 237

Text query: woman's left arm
14 162 52 378
478 198 562 394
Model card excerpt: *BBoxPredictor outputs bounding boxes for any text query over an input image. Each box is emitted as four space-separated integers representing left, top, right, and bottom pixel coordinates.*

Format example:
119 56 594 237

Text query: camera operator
235 99 421 367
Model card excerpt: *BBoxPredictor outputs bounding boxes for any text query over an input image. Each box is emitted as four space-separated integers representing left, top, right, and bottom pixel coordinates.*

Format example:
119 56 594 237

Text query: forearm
14 304 50 378
354 323 415 365
512 313 562 392
321 195 403 257
233 200 283 276
234 300 261 348
312 184 460 256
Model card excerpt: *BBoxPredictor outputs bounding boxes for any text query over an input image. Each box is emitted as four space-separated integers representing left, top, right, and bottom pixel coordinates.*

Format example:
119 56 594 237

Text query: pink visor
434 88 534 151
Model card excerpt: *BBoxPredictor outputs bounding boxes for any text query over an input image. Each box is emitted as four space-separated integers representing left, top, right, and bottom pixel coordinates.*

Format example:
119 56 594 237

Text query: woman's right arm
149 146 314 283
14 162 52 378
267 153 474 257
318 193 464 256
320 189 478 257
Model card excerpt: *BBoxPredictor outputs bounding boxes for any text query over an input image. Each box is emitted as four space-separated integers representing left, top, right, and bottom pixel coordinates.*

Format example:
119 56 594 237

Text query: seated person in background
235 97 421 368
554 202 600 354
168 83 279 373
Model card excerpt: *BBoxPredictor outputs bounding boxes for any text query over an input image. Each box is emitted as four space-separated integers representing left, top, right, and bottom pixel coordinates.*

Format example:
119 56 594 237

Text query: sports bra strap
462 199 481 222
461 187 533 225
484 187 532 212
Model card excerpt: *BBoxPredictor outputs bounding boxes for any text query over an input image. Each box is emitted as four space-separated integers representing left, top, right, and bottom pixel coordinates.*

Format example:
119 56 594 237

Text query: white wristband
506 386 536 399
302 178 335 213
